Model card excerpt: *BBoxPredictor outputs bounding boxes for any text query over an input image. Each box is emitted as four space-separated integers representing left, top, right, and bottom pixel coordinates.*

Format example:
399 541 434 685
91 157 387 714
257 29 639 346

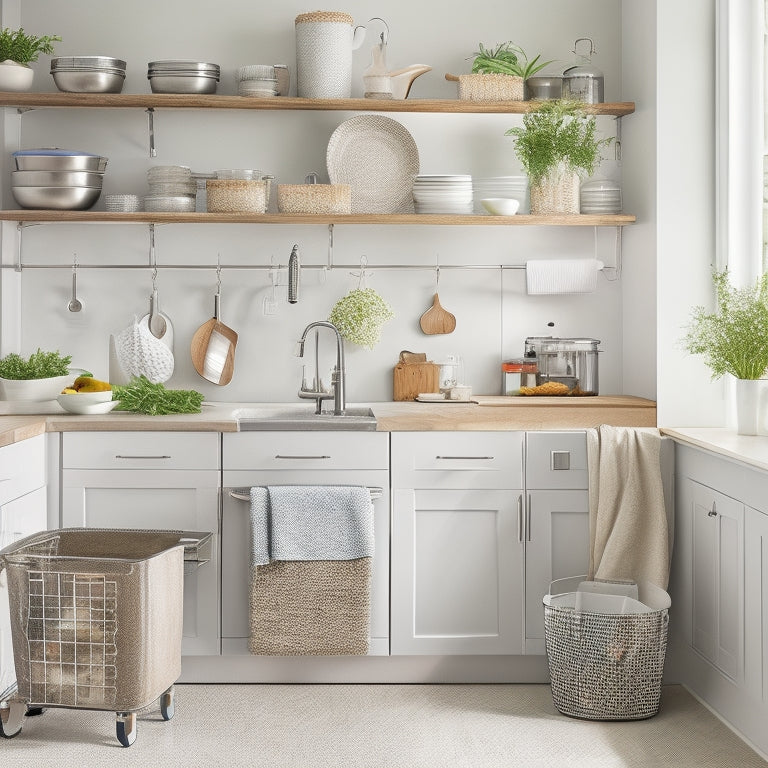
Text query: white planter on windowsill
0 60 34 91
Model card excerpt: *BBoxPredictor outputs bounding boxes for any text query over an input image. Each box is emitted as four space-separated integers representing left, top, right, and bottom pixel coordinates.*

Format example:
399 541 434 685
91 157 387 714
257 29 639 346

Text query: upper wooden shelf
0 211 636 226
0 92 636 116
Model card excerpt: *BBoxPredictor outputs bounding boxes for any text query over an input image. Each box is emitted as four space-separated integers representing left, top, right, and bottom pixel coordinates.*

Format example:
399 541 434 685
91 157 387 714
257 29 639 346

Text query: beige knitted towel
587 426 671 589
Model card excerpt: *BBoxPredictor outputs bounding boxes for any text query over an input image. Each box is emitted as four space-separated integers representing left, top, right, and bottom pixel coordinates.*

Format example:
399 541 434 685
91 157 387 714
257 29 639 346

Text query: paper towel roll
525 258 604 295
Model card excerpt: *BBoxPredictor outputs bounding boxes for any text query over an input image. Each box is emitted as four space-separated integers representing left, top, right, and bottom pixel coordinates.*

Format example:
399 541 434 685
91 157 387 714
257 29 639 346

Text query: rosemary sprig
112 376 204 415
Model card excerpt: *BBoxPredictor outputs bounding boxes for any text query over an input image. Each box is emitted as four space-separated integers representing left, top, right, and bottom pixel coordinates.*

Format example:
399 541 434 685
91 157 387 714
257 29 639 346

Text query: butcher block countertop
0 395 656 447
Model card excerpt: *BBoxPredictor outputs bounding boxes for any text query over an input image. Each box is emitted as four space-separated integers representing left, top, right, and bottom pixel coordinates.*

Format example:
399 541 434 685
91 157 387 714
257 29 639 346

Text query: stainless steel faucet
295 320 346 415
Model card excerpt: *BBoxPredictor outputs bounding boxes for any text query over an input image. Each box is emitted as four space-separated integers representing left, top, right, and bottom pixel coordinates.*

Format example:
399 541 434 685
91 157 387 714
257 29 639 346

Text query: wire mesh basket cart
543 576 671 721
0 528 211 747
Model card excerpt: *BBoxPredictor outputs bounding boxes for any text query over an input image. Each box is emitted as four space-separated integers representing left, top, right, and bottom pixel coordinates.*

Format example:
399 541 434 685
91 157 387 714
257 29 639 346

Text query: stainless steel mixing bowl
13 153 107 172
11 185 102 210
51 69 125 93
12 170 105 187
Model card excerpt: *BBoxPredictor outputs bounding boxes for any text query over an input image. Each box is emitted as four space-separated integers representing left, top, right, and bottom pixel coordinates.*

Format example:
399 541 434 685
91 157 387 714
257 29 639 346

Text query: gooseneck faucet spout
295 320 346 415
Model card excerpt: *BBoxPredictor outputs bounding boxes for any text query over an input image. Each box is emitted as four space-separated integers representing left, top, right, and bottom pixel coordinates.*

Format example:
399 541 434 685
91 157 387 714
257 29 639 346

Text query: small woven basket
277 183 351 214
530 170 580 215
543 579 670 721
452 73 524 102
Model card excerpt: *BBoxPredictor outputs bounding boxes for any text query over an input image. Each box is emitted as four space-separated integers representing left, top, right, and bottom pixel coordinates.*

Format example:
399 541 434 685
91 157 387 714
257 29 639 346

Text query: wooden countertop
0 395 657 447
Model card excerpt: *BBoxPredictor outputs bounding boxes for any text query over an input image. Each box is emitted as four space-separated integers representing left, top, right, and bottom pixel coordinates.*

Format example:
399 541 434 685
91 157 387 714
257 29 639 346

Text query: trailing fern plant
504 99 613 184
0 27 60 64
0 349 71 380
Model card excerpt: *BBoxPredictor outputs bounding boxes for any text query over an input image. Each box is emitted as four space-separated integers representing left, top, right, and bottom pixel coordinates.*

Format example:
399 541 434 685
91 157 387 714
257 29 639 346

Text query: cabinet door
0 486 47 698
61 469 220 656
745 506 768 704
524 489 590 654
690 480 744 682
391 488 523 655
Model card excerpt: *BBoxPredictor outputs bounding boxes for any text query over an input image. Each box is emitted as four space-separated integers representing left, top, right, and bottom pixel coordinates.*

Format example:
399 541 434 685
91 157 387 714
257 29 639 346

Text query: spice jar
501 358 538 396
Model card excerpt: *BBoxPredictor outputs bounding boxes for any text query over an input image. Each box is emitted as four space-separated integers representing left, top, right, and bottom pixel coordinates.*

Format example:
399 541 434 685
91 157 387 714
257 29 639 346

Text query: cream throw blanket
587 426 670 589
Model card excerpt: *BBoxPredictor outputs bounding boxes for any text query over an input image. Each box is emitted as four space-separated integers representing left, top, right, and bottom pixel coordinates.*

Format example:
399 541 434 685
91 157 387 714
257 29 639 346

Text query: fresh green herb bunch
0 348 71 380
471 42 553 79
329 287 394 350
112 376 204 415
505 99 613 184
684 270 768 380
0 27 60 64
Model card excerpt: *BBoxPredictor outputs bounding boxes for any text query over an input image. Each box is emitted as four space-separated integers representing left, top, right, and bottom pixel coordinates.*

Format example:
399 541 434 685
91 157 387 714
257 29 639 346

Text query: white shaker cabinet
390 432 525 655
745 505 768 706
523 432 590 654
0 435 48 700
60 432 221 656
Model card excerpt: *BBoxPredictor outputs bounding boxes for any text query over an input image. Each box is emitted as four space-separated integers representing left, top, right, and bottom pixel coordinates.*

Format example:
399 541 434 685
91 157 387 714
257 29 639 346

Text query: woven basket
543 580 670 721
295 11 355 99
530 169 580 215
455 73 524 102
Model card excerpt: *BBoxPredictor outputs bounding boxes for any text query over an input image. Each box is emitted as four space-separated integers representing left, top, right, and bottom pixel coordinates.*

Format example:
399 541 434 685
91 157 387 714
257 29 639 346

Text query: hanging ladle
67 257 82 313
148 267 167 338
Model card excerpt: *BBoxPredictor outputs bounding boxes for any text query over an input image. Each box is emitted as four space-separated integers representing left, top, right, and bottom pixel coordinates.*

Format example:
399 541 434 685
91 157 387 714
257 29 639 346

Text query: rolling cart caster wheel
0 701 26 738
116 712 136 747
160 686 175 721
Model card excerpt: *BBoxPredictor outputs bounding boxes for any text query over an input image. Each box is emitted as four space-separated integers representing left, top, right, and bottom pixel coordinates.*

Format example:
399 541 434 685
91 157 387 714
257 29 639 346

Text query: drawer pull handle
435 456 494 460
229 486 383 501
115 455 172 460
517 495 523 542
274 454 331 460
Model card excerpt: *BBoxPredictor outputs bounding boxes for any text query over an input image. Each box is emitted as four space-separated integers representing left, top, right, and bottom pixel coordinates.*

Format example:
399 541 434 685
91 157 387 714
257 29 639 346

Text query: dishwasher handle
228 487 383 501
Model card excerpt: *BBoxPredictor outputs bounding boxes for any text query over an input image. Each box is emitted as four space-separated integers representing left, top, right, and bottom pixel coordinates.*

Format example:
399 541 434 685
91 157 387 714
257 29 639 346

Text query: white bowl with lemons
56 390 119 415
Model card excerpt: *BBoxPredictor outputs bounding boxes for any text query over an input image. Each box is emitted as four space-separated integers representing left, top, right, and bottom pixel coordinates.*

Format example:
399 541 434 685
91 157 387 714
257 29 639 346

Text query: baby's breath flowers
329 287 394 350
684 269 768 380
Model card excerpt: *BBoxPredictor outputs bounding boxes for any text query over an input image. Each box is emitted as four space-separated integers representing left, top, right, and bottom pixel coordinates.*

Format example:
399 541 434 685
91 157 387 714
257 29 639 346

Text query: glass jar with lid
501 358 538 396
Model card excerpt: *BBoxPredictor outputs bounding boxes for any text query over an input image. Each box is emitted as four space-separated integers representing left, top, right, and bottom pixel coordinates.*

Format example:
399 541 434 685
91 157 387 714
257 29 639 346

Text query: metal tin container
524 336 601 395
525 75 562 100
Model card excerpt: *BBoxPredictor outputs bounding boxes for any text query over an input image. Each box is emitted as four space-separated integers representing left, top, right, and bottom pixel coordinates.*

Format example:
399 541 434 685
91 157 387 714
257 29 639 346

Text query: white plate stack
580 179 622 214
472 176 529 214
412 175 473 214
145 166 197 212
237 65 277 97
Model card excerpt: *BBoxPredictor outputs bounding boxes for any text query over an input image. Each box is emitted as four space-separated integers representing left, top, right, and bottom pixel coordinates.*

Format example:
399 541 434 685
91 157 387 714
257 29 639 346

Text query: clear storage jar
502 358 538 396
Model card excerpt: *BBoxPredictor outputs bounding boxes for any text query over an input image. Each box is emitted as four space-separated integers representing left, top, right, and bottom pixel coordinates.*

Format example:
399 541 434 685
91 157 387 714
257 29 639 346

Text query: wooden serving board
393 362 440 401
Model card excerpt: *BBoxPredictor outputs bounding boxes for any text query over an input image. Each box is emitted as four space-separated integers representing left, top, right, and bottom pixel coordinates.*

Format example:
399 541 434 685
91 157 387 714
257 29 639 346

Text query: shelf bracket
146 108 157 157
327 223 334 269
614 115 622 161
595 225 623 281
14 222 42 272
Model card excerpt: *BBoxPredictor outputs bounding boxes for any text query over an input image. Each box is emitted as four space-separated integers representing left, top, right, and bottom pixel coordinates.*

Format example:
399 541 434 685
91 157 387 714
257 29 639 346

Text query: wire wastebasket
0 528 211 746
543 576 671 721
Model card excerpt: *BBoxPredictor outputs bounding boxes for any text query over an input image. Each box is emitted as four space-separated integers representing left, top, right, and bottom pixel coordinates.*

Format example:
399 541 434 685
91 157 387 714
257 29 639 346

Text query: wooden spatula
419 293 456 335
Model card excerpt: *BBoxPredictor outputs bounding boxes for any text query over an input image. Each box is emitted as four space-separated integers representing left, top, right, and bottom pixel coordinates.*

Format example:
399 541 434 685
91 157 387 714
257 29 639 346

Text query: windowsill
661 427 768 473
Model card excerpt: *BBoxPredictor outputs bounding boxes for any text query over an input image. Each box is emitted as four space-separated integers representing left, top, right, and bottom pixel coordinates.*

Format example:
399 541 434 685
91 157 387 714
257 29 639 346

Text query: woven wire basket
456 73 524 101
543 579 670 721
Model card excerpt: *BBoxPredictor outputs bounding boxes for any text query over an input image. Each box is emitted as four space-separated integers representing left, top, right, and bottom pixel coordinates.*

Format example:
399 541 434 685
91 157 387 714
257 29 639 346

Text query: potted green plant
449 41 553 102
504 99 613 214
0 27 61 91
684 269 768 434
0 348 80 401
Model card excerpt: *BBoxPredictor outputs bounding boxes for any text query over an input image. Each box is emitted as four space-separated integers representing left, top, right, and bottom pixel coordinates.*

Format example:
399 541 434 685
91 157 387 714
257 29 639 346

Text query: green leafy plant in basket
683 269 768 380
471 42 553 80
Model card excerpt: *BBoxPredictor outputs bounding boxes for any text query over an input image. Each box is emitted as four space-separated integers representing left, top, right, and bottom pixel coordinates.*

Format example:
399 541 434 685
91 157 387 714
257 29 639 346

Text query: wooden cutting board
419 293 456 335
393 360 440 401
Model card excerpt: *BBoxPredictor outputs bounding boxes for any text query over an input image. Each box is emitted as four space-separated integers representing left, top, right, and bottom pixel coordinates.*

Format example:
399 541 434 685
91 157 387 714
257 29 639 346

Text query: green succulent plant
0 27 60 65
471 42 553 80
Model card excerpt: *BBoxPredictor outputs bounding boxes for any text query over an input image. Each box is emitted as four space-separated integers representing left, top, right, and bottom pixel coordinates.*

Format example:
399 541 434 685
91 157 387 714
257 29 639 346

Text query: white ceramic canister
295 11 365 98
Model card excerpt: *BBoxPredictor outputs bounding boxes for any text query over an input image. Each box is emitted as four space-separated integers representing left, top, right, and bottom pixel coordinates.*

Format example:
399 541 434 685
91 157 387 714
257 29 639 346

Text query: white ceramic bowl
481 198 520 216
0 368 84 402
57 391 117 414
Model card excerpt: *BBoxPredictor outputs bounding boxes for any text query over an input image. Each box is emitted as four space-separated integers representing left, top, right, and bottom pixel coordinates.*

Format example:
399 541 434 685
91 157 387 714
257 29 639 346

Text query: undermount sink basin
234 405 377 431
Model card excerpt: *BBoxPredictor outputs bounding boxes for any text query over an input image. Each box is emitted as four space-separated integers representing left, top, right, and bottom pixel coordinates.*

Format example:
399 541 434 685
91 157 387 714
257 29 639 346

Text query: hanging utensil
67 256 82 313
190 265 238 385
147 269 167 338
419 266 456 334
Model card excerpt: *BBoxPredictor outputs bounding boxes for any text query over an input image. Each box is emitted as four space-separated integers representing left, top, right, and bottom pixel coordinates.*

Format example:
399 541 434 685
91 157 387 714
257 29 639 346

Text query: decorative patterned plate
326 115 419 213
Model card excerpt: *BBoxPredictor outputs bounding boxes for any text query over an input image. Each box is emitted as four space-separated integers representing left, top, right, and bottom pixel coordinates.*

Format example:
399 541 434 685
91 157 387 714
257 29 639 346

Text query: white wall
1 1 642 405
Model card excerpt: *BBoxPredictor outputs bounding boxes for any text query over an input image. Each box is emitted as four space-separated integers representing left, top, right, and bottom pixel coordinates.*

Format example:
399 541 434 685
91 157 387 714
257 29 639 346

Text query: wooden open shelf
0 211 636 226
0 92 636 116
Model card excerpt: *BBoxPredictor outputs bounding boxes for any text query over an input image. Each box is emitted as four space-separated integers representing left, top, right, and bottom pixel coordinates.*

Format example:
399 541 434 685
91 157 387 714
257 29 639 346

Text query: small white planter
0 60 34 91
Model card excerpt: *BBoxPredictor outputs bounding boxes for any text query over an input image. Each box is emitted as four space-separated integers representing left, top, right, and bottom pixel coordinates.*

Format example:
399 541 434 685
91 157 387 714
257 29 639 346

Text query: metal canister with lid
524 336 601 395
561 38 604 104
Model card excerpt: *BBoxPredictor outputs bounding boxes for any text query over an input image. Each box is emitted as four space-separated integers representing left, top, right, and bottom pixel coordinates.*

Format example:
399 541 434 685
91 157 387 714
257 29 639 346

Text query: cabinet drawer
0 435 45 506
392 432 523 489
223 431 389 471
62 432 220 470
526 431 588 490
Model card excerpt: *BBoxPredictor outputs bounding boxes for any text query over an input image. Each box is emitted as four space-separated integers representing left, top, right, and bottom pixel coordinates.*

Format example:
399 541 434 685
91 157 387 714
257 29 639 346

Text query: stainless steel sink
234 405 377 431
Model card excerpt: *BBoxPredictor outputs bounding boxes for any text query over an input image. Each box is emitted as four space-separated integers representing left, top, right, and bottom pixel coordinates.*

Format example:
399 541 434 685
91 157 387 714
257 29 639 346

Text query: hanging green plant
329 287 394 350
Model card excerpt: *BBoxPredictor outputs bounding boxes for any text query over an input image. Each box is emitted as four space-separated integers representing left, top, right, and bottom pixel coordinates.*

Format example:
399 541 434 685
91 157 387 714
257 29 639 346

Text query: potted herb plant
0 27 61 91
0 348 79 401
684 269 768 434
449 42 553 102
504 99 613 214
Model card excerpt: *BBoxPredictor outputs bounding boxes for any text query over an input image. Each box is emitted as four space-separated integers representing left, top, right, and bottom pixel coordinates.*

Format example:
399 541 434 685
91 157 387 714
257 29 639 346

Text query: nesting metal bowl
13 151 107 172
147 60 220 94
50 56 126 93
11 186 102 210
12 170 105 188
